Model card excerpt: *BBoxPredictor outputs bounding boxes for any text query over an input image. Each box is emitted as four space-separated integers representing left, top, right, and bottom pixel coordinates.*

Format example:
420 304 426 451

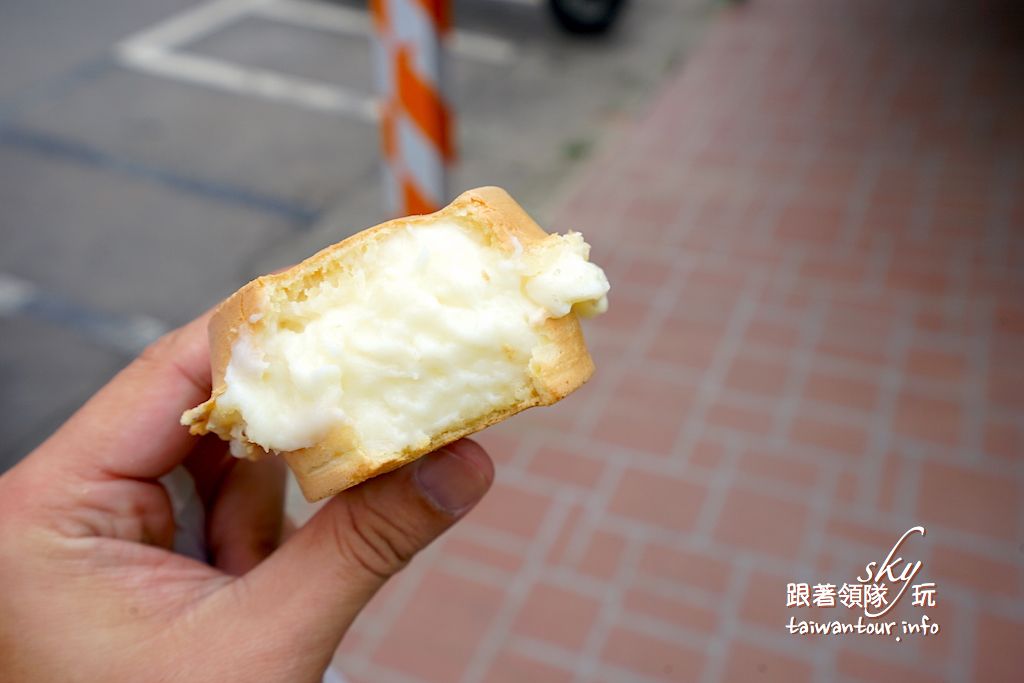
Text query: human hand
0 312 494 682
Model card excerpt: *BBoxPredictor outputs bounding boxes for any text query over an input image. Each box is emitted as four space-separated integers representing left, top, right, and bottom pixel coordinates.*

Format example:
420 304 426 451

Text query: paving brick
914 305 976 336
355 564 410 624
636 542 732 596
706 400 776 436
577 528 628 581
994 305 1024 336
989 338 1022 371
892 390 964 446
870 165 922 206
803 159 859 198
626 194 684 228
861 202 915 241
745 315 803 350
835 649 945 683
473 429 525 466
335 624 369 657
646 316 727 370
816 334 890 368
511 581 603 651
917 462 1019 542
789 414 869 459
587 334 634 368
620 253 676 290
730 243 786 273
714 486 810 558
983 419 1023 461
546 503 584 569
736 448 819 491
757 288 816 317
974 611 1024 681
905 347 968 383
971 271 1024 309
721 640 814 683
464 479 552 539
338 0 1022 674
623 587 718 636
799 252 870 286
442 533 525 575
371 568 505 683
825 515 910 553
724 352 791 397
686 263 750 295
877 450 913 515
600 626 706 682
689 438 729 470
802 369 879 414
527 445 605 490
741 568 814 631
485 650 574 683
987 372 1024 412
591 292 654 334
592 403 682 457
775 203 845 246
609 468 708 532
930 544 1022 599
885 263 950 297
816 310 894 366
520 398 583 434
614 373 698 417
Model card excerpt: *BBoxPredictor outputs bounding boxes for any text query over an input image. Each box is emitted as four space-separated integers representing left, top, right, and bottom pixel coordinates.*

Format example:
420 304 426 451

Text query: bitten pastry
182 187 610 501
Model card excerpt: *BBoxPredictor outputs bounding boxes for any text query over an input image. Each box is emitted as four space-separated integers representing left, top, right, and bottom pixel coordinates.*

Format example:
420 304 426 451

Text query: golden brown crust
182 186 597 501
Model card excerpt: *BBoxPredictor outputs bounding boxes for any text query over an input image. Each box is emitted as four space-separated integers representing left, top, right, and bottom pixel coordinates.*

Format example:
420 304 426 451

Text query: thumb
226 439 493 669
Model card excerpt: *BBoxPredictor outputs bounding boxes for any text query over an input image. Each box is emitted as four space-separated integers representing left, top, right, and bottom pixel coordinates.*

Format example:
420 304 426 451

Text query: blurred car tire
548 0 626 34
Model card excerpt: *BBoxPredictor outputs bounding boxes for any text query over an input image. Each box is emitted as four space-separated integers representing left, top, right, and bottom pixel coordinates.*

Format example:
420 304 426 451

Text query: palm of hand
0 313 492 683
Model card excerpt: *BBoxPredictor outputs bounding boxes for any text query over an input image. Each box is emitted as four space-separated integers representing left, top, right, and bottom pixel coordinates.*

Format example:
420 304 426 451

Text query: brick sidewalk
335 1 1024 681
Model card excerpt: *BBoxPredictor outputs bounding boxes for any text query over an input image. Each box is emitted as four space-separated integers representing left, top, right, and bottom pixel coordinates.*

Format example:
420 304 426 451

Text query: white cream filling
215 221 609 457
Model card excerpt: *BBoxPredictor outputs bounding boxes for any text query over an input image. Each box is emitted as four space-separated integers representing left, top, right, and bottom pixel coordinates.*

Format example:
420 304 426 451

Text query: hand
0 312 494 682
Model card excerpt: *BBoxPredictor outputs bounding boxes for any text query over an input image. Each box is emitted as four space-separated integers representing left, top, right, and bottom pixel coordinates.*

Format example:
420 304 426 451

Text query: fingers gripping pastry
182 187 610 501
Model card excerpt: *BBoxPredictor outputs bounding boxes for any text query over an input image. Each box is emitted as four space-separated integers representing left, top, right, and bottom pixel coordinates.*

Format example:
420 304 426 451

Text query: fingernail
414 448 490 515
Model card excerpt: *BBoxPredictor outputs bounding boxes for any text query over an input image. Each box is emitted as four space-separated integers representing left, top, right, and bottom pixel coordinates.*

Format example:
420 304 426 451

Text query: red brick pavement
333 0 1024 680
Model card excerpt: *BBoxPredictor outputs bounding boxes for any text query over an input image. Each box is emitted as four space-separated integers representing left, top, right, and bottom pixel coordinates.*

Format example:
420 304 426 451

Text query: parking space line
253 0 371 35
257 0 517 65
119 0 254 52
0 272 168 356
0 273 34 317
117 42 379 121
449 29 517 65
114 0 515 120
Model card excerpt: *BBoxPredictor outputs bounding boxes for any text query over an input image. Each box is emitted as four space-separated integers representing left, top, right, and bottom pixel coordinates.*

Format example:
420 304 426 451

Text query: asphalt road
0 0 711 469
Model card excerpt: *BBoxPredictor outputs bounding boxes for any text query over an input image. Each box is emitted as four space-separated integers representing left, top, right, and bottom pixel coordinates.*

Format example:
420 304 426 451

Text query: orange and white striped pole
370 0 454 216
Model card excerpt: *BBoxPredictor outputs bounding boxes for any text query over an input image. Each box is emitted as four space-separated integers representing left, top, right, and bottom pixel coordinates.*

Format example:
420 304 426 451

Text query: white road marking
0 272 168 355
119 0 256 52
257 0 517 65
254 0 372 36
450 29 517 65
115 0 516 118
117 42 379 121
0 273 35 316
